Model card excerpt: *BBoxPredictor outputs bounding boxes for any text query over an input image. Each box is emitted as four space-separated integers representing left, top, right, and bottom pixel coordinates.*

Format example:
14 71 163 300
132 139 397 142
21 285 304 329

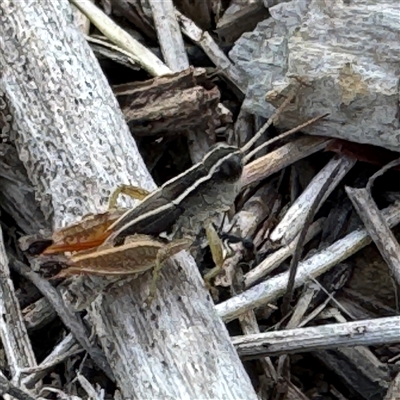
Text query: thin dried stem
242 136 331 188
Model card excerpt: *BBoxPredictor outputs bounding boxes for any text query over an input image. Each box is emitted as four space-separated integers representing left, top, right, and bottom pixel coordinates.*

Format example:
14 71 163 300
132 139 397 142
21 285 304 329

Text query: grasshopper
43 143 243 302
45 143 241 251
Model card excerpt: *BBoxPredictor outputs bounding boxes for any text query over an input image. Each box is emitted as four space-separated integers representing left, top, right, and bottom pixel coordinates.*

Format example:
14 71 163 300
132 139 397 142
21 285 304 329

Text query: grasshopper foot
109 184 151 209
144 261 163 307
143 239 191 306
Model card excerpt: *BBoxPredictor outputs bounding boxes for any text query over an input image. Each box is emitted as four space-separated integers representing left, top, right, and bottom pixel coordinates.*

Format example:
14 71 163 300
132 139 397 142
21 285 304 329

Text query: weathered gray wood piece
0 1 257 398
230 0 400 152
0 228 37 389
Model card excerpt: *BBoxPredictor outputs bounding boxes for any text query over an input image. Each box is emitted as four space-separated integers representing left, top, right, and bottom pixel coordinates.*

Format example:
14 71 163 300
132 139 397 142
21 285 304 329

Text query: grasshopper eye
215 154 243 182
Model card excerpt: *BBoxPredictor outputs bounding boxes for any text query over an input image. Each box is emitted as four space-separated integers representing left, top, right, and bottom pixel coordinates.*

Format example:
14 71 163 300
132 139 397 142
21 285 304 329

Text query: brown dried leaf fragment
325 139 400 169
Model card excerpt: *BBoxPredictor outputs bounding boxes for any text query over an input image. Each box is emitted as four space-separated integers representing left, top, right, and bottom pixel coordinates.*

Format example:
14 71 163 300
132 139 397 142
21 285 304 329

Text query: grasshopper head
204 143 243 184
213 152 243 184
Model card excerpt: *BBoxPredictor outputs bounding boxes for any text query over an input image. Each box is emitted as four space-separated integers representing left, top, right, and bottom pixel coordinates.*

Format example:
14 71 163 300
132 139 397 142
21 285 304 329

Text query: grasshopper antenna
241 85 300 155
243 113 330 164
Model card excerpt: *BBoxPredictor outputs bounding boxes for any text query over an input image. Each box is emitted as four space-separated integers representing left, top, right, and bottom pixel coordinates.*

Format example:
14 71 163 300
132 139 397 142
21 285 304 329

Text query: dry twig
149 0 188 71
232 315 400 358
242 136 331 188
176 9 247 93
21 334 82 389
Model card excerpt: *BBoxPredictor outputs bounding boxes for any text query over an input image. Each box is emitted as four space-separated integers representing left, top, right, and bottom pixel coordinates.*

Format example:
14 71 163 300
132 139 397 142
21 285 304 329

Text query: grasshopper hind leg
144 239 192 306
145 259 163 307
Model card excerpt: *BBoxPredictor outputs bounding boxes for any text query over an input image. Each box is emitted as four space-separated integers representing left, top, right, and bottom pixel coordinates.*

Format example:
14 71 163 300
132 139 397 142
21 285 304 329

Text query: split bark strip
215 183 275 287
270 154 356 245
242 136 331 188
176 10 247 93
0 1 257 397
231 315 400 359
77 372 104 399
216 201 400 322
345 187 400 286
0 230 37 387
9 257 114 382
23 296 56 332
